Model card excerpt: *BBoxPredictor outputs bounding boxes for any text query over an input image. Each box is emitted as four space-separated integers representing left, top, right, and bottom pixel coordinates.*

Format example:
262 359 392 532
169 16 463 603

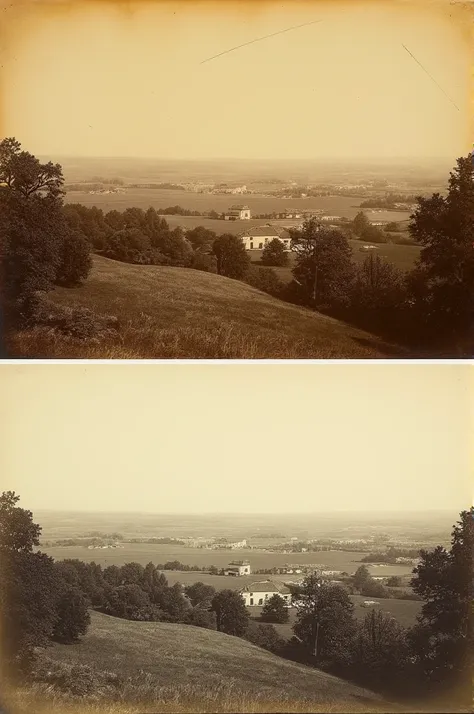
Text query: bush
55 230 92 286
243 621 286 654
244 266 285 297
261 237 289 266
260 594 289 623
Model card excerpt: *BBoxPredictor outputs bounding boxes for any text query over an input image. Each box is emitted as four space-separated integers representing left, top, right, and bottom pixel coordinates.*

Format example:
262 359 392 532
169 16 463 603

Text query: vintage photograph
0 363 472 713
0 0 472 358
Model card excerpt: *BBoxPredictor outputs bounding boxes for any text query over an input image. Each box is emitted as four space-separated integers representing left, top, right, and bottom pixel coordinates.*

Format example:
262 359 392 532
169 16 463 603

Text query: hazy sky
1 364 472 514
1 0 471 160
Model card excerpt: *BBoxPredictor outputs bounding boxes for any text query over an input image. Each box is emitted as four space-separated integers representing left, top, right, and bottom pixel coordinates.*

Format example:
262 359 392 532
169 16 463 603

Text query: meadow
25 610 388 714
65 189 395 218
8 256 403 359
39 542 416 577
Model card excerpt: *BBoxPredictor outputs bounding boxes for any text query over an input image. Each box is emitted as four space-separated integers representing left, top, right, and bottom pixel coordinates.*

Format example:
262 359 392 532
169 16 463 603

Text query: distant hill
35 611 389 713
6 255 405 359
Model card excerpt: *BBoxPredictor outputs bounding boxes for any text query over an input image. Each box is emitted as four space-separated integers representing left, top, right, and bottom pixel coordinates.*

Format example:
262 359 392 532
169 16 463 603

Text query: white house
224 560 251 576
239 225 291 250
240 580 292 607
224 205 251 220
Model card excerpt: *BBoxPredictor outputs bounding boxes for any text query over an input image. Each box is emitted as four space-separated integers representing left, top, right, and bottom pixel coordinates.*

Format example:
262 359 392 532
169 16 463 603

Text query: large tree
290 219 354 307
0 493 61 673
261 237 289 266
212 234 251 279
0 138 91 319
408 154 474 353
211 589 250 636
292 574 356 667
260 593 289 623
351 610 409 691
409 509 473 703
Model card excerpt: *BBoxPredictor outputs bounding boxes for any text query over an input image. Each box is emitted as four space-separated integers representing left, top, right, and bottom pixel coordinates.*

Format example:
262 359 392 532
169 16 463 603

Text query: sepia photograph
0 0 472 358
0 363 472 713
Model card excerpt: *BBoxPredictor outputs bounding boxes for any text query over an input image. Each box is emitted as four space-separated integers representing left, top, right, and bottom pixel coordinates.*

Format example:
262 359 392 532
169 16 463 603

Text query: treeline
361 547 422 563
360 193 419 208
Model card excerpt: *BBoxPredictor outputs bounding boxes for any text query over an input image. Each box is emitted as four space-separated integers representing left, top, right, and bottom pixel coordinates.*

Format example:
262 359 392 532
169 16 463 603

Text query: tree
0 137 64 199
184 582 216 608
261 238 289 266
185 226 217 252
244 266 284 297
103 584 156 621
0 138 92 320
0 492 60 673
243 621 286 654
408 510 473 703
260 594 289 623
0 491 41 552
387 576 402 588
359 224 387 243
188 608 217 630
408 154 474 352
55 229 92 286
292 574 356 667
351 610 409 691
351 253 406 319
290 219 354 307
353 565 371 591
211 589 250 636
352 211 371 237
51 583 91 644
212 234 251 279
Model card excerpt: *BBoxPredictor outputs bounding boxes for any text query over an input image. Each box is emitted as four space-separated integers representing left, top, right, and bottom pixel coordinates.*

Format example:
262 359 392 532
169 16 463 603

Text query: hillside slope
36 611 388 712
6 255 405 358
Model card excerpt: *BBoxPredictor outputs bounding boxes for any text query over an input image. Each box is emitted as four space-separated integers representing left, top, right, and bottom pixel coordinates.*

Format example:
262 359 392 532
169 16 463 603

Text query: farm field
249 240 421 279
35 610 387 712
40 542 416 577
248 595 421 640
10 255 405 359
65 189 387 217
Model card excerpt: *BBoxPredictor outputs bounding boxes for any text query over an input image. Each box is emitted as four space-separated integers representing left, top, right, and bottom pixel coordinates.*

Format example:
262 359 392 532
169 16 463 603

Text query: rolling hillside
31 611 389 713
6 255 405 359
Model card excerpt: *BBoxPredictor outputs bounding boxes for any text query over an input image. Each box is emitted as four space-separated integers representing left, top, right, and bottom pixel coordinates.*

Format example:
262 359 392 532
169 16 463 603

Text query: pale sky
1 0 472 160
1 364 472 513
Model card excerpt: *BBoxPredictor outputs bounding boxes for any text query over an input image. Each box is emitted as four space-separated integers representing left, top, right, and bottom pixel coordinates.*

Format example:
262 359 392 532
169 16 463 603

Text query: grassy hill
20 610 391 713
6 255 405 359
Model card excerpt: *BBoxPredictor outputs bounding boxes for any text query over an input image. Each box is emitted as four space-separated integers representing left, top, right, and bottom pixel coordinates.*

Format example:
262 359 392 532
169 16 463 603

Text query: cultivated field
8 255 405 359
39 542 416 577
248 595 421 639
33 610 388 713
65 189 413 221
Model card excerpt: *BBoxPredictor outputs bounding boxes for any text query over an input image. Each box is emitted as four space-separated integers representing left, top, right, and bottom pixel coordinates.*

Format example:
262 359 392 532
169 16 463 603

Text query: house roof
240 226 290 239
240 580 291 595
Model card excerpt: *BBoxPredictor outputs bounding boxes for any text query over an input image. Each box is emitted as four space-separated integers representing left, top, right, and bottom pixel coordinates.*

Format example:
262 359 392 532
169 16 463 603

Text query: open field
248 596 421 639
7 255 405 359
39 542 417 577
35 610 387 712
65 188 411 221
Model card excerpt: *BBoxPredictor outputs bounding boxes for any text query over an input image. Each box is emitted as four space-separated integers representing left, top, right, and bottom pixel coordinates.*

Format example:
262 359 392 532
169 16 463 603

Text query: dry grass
1 610 393 714
5 255 405 359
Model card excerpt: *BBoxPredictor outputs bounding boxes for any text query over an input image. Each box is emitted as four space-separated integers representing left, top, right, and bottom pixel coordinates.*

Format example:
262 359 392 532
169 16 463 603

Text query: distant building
320 215 341 222
224 205 251 220
239 225 291 250
224 560 251 576
240 580 292 607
